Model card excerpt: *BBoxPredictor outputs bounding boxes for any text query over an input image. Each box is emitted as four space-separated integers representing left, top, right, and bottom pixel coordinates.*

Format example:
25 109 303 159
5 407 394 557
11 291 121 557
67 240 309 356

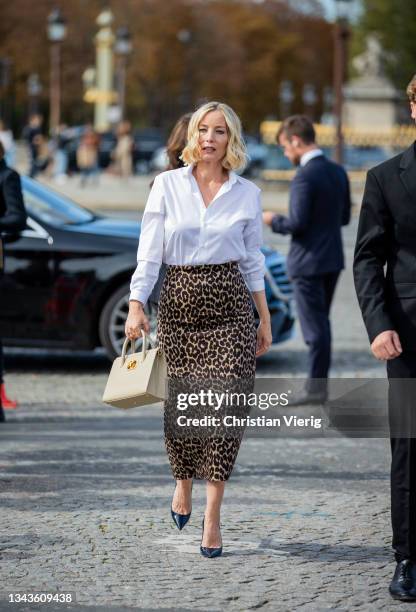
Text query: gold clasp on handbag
127 359 137 370
121 330 153 368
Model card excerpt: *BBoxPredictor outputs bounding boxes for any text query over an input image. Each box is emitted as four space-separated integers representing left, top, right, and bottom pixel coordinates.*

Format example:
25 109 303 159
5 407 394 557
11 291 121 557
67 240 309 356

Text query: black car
0 178 294 360
132 128 165 174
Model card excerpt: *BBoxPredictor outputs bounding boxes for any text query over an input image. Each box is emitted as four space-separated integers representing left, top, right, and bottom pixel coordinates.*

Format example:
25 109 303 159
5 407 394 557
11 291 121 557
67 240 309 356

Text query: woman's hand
125 301 150 339
256 319 272 357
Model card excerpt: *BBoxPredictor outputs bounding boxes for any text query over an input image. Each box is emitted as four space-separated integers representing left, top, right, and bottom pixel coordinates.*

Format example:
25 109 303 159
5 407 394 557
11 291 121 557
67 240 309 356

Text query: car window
23 185 95 226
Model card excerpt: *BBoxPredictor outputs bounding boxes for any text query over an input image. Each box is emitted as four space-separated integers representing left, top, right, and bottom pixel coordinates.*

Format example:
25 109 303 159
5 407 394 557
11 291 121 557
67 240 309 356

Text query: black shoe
171 484 192 530
288 390 327 406
200 518 222 558
389 560 416 601
171 508 191 531
0 406 5 423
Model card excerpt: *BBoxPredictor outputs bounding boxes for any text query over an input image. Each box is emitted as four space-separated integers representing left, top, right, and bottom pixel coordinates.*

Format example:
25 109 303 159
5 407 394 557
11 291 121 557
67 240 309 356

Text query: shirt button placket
199 206 206 252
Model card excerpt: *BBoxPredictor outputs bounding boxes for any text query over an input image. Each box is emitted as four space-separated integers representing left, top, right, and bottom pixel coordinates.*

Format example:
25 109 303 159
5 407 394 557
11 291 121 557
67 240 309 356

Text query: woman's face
198 110 228 164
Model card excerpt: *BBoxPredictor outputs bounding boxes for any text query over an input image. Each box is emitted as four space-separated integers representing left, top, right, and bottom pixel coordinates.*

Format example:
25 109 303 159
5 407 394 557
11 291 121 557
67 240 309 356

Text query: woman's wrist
129 299 144 311
259 314 271 324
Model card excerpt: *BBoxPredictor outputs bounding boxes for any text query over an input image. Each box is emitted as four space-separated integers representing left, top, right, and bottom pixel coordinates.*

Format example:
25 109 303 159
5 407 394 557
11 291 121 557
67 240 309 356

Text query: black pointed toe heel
171 484 192 530
171 508 191 530
200 518 223 558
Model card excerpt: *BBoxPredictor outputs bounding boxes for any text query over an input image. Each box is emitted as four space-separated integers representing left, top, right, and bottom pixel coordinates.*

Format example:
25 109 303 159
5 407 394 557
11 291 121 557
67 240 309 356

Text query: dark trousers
0 338 3 384
292 271 339 392
387 351 416 562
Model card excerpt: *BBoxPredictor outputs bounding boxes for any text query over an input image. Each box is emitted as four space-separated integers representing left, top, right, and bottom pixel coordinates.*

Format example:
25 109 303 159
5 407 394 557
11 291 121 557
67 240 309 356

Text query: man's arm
0 170 27 232
269 171 312 236
342 170 351 226
353 170 399 357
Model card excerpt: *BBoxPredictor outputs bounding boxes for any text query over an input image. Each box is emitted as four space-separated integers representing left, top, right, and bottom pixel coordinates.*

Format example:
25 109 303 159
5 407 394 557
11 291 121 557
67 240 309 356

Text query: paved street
0 214 406 611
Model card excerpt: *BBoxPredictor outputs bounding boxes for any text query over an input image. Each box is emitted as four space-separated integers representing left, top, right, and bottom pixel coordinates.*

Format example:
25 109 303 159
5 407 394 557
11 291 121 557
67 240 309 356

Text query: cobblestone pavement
0 221 408 611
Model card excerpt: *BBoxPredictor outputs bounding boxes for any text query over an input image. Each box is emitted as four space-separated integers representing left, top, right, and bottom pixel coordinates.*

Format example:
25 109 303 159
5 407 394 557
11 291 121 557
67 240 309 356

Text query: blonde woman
126 101 272 557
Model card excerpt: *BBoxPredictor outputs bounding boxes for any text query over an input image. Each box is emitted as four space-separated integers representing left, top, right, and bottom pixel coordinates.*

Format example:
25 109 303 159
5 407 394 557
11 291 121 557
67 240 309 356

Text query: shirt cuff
245 276 265 292
129 259 161 307
129 288 149 305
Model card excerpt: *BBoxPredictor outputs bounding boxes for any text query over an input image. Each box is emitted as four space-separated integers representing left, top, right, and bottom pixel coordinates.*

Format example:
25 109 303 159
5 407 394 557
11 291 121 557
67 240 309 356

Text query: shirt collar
184 163 240 188
300 148 323 167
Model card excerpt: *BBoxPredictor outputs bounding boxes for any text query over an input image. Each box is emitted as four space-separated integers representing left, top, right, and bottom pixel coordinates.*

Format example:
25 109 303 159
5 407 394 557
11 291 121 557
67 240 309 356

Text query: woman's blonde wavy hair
181 101 248 172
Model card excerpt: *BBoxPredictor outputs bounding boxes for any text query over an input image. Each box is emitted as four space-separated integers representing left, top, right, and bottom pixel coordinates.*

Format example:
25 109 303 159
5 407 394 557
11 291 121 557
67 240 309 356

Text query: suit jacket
0 159 27 233
0 159 27 271
271 155 351 278
354 142 416 348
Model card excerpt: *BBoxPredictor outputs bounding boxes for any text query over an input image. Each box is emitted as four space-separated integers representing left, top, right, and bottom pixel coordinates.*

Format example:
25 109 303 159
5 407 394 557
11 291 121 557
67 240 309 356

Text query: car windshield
23 182 95 226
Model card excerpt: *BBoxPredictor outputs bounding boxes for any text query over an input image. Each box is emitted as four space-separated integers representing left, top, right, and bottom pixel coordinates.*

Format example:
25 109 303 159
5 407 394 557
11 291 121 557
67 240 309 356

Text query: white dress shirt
300 148 323 167
129 164 265 305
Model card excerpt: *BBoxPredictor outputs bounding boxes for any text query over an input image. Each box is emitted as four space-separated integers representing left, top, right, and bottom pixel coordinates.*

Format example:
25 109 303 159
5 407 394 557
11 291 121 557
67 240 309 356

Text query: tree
353 0 416 91
0 0 334 133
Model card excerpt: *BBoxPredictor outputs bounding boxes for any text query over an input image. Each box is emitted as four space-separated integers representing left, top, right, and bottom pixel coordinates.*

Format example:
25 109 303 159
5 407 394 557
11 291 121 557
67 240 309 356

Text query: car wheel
98 282 158 361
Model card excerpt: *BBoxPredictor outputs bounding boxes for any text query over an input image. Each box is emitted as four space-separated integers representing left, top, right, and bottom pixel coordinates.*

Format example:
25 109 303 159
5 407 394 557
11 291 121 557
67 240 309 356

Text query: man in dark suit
0 141 27 423
354 75 416 601
263 115 351 404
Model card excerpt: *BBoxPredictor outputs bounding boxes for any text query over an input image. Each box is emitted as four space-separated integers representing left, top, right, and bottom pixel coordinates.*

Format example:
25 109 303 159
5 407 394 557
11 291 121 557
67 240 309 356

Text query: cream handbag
102 331 167 409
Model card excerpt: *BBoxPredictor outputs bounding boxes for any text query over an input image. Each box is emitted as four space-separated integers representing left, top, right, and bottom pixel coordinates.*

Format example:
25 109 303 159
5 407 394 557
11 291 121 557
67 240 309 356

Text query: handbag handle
121 330 154 365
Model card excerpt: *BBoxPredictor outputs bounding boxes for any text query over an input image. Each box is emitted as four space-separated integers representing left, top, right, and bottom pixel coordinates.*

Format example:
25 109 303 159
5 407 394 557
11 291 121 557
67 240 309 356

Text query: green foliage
354 0 416 89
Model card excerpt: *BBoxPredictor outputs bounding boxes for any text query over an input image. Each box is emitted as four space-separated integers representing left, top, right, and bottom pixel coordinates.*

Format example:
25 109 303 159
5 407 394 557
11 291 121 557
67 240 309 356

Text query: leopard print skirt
157 261 257 481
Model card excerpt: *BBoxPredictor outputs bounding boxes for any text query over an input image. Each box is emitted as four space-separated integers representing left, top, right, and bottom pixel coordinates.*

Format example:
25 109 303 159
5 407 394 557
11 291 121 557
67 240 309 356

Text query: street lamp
47 7 66 133
279 80 294 119
177 29 192 112
115 26 132 121
302 83 317 118
333 0 352 163
27 73 42 115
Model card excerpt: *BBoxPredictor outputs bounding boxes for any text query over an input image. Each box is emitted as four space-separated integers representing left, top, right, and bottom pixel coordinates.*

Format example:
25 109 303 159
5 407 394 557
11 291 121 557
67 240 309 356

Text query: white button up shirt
129 164 265 305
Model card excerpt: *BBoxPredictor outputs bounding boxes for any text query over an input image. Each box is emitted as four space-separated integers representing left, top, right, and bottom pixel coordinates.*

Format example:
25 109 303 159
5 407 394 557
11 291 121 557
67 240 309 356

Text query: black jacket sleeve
353 170 394 344
0 170 27 232
271 171 311 236
342 171 351 226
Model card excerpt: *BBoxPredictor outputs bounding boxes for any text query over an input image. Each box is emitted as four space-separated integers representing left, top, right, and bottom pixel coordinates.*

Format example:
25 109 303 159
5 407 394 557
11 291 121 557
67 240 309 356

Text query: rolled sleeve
129 176 165 305
239 193 265 292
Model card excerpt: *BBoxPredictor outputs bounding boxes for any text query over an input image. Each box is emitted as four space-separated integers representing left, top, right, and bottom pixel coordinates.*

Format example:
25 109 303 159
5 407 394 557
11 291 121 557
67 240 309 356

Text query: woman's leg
202 481 225 547
172 477 193 514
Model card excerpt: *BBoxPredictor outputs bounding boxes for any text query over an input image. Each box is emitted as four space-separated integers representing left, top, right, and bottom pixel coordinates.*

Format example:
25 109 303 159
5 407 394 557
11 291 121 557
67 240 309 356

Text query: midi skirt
157 261 257 481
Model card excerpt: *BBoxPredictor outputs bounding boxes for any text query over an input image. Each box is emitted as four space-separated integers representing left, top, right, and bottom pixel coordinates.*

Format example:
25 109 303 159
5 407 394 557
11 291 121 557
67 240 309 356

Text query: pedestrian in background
23 114 43 178
0 141 27 422
0 120 15 168
112 121 133 178
165 113 192 170
77 126 100 187
126 101 272 557
263 115 351 405
354 74 416 602
33 134 52 177
52 123 70 184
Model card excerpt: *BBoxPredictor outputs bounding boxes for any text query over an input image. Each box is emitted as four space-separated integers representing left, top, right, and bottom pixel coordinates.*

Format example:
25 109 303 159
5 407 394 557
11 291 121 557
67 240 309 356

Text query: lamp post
302 83 318 119
94 9 116 132
333 0 352 164
115 26 132 121
279 80 294 119
27 73 42 115
47 7 66 133
177 29 192 113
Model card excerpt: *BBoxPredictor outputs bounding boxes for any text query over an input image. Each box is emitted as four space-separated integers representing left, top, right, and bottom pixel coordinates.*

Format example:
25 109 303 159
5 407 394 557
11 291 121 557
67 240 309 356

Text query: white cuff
129 288 150 305
245 276 265 292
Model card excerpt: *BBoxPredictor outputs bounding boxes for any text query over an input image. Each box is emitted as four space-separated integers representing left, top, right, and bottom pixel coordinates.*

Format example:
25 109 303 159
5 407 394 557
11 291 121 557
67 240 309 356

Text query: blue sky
319 0 362 21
